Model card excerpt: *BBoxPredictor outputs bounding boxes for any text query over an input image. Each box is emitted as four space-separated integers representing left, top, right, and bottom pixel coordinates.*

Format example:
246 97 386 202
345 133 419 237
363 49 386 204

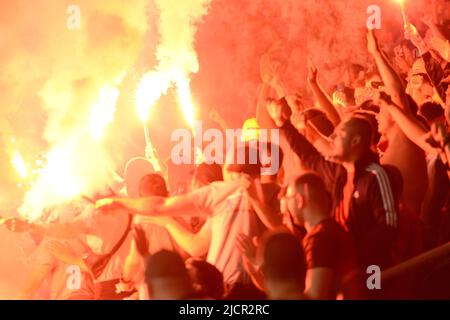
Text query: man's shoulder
363 162 401 194
305 219 347 246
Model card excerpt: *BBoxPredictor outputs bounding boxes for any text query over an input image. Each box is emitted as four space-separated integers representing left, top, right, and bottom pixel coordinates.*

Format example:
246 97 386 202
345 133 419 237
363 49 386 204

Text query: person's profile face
285 185 304 225
329 122 352 160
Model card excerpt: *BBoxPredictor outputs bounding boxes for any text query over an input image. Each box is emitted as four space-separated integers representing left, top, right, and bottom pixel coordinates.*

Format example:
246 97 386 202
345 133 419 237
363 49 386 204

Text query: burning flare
90 85 121 141
10 151 29 179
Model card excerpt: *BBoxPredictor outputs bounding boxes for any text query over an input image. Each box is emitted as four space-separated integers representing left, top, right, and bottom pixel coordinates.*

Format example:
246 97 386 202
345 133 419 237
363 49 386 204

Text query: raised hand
404 23 418 41
236 233 259 267
307 57 318 83
266 98 291 127
332 91 346 107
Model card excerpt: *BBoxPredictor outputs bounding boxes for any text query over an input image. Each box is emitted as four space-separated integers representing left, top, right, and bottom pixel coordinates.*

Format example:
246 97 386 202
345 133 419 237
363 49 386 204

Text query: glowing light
176 76 196 131
89 86 120 141
135 70 173 122
11 151 29 179
18 144 84 221
241 118 260 142
392 0 408 27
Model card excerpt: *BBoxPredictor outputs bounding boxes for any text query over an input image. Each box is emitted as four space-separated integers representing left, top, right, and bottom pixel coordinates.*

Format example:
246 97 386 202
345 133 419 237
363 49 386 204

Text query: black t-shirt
303 217 362 297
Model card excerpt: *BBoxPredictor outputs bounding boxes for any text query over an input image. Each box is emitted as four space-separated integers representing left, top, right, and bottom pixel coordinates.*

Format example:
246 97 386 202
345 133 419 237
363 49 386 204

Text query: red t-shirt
303 217 362 298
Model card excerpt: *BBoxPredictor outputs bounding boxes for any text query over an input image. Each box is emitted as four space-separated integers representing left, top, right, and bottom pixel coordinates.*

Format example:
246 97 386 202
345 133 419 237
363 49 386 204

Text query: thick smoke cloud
192 0 430 124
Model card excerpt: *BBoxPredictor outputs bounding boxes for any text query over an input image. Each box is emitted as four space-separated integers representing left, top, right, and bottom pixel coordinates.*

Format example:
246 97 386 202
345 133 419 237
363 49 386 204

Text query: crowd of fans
3 7 450 300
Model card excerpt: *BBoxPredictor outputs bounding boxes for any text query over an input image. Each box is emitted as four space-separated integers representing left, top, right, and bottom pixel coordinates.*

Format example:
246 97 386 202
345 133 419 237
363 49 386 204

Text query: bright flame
135 0 212 124
18 143 83 221
90 86 120 141
136 70 174 122
18 83 123 221
176 76 196 131
133 0 211 168
11 151 29 179
18 138 115 222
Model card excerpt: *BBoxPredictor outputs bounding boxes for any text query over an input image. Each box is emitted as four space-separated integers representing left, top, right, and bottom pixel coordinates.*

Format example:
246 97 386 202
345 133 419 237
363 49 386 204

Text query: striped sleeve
366 164 398 228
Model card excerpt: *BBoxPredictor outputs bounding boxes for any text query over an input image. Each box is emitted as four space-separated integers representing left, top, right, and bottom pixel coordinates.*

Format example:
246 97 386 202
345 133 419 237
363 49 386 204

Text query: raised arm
404 23 448 102
95 194 202 217
256 82 278 129
378 92 434 154
4 216 90 239
305 121 334 157
96 181 243 217
307 58 342 126
266 99 340 187
421 15 450 62
367 30 409 111
404 23 429 56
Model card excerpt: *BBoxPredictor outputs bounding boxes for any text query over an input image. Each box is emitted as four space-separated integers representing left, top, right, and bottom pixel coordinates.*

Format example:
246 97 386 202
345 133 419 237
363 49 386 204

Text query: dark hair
352 110 381 147
358 100 380 114
139 173 169 197
225 144 261 175
262 232 306 286
194 163 223 186
226 141 284 176
302 108 335 137
346 116 374 151
419 102 444 123
293 172 331 211
186 259 224 299
145 250 189 281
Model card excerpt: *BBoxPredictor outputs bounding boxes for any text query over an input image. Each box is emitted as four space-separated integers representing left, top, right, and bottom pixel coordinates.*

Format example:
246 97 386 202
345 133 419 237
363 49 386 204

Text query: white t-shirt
188 181 264 284
74 206 132 282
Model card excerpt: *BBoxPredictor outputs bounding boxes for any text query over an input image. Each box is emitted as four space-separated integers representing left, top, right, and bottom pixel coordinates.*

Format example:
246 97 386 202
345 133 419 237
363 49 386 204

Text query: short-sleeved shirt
188 180 264 285
131 218 182 283
74 205 133 282
303 217 360 296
